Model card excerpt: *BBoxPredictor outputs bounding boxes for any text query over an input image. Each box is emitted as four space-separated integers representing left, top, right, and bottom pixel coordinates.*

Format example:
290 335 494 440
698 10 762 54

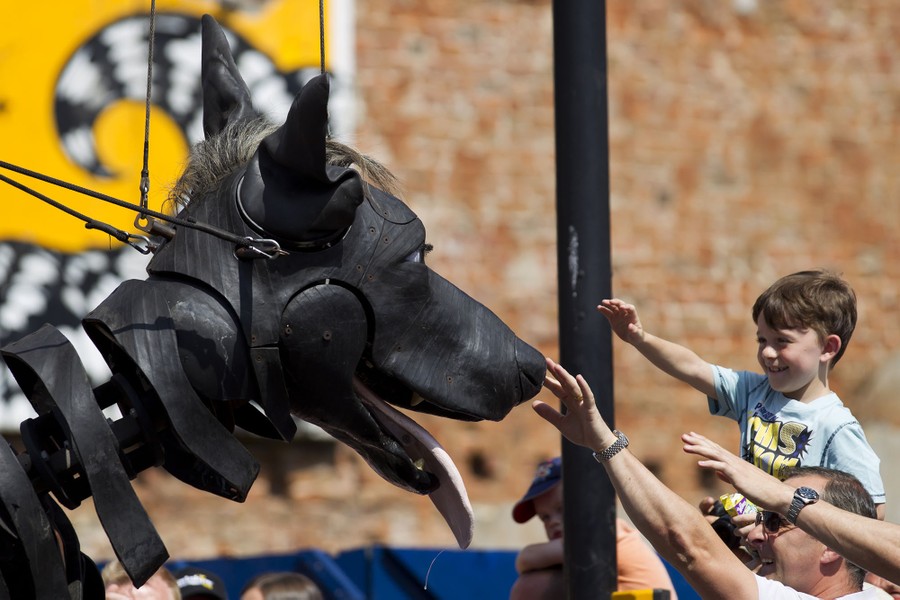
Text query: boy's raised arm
598 299 717 398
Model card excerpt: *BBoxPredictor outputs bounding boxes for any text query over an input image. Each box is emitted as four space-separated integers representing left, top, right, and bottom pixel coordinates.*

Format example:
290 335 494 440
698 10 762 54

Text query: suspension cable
135 0 157 233
319 0 326 75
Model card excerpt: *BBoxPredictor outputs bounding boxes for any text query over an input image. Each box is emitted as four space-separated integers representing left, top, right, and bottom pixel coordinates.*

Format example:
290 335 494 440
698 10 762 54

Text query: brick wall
70 0 900 561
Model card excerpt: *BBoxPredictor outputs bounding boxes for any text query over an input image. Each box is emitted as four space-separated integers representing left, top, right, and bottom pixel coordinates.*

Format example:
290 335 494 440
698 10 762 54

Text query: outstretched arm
597 299 717 398
533 358 757 600
683 431 900 584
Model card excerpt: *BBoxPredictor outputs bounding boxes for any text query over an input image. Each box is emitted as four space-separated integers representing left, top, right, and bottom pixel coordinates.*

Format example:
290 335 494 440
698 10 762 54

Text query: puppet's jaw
352 378 474 549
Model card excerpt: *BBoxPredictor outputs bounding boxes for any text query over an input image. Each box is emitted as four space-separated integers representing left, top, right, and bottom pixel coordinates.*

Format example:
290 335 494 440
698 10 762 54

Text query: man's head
748 466 875 594
752 269 857 368
239 572 322 600
512 457 564 541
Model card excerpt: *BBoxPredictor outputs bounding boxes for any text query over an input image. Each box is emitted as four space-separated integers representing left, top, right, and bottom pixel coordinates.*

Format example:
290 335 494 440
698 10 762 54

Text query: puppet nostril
515 339 546 400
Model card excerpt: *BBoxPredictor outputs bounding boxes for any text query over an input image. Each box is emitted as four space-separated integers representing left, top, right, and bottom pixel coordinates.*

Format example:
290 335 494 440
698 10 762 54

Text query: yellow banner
0 0 326 251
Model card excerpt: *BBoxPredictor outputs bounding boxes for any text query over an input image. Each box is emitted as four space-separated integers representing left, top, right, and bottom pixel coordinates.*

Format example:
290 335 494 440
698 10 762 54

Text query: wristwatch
593 430 629 463
786 486 819 524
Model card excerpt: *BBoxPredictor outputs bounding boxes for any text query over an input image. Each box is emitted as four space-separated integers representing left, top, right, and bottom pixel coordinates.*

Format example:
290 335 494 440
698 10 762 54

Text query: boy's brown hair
751 269 857 367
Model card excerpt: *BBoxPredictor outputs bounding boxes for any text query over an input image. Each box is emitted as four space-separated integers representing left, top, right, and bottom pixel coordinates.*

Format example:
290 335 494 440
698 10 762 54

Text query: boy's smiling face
755 315 838 401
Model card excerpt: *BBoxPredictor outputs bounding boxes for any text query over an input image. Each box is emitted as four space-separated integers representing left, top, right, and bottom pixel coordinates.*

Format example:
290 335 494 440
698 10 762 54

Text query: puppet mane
167 117 401 213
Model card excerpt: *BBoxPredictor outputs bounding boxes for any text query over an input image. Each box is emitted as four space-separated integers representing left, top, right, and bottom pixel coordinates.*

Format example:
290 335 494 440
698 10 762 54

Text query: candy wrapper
719 493 758 517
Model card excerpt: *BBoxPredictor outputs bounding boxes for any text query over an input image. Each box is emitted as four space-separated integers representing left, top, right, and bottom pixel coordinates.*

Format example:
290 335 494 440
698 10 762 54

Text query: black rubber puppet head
151 15 548 548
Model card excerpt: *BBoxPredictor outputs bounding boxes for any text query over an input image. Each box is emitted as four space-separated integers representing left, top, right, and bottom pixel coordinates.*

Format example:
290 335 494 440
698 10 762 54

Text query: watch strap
593 430 629 463
786 486 819 524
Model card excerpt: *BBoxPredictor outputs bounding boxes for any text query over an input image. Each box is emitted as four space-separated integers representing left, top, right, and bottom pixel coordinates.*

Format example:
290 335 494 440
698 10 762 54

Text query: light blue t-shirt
708 365 885 505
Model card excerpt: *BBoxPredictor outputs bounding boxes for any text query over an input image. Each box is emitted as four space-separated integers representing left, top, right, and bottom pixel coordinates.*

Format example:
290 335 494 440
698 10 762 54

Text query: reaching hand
532 358 617 452
597 299 645 344
698 495 718 518
681 431 789 512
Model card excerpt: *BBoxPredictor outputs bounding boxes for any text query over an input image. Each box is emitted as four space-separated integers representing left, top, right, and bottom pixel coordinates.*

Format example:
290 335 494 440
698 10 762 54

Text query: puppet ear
238 74 365 245
261 73 331 181
200 14 255 137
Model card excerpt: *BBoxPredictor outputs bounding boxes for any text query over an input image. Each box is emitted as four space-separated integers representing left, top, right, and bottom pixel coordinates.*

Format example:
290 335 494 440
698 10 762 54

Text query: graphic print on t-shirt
744 403 811 477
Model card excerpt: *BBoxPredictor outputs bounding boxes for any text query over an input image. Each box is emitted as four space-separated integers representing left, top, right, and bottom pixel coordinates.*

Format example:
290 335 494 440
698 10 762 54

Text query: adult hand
681 431 791 513
698 495 719 519
865 573 900 598
533 358 617 453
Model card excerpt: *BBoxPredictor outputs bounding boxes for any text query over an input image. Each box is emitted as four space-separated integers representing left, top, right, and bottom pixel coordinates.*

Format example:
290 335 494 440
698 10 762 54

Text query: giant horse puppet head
131 14 546 542
178 14 546 543
0 14 546 595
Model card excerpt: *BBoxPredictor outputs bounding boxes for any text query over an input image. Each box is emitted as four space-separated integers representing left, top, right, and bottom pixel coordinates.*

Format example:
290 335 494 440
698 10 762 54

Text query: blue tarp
169 546 700 599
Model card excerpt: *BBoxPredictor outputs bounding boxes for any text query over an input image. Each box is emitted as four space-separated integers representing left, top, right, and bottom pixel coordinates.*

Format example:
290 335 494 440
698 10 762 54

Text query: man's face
747 475 827 591
533 483 564 541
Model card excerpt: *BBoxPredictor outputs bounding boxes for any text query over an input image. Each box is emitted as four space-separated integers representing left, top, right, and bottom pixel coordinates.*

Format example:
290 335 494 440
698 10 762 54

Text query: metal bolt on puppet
0 15 546 598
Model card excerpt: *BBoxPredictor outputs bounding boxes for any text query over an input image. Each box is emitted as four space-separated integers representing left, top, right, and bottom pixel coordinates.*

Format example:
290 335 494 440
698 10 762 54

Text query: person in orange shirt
509 456 679 599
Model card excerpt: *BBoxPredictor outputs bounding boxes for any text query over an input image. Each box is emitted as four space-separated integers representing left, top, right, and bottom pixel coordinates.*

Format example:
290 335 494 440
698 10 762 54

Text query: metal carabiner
234 237 287 260
125 233 154 255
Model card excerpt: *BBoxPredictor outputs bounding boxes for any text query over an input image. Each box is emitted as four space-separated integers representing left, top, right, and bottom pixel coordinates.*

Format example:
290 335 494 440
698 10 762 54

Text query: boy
599 269 885 518
509 456 679 599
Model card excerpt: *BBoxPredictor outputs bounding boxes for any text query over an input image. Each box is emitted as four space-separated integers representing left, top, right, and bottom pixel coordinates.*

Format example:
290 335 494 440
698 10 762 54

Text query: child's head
752 270 857 368
512 457 564 541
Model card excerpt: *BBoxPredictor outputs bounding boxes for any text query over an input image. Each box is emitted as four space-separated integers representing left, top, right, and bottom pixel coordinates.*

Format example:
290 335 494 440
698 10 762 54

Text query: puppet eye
405 243 433 263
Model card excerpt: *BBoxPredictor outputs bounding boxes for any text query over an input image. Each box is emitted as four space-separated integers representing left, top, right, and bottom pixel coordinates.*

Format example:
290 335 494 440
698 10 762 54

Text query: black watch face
796 486 819 501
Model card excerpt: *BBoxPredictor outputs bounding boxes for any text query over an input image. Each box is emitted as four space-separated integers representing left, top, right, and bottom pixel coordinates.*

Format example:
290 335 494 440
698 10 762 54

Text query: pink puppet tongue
353 379 474 549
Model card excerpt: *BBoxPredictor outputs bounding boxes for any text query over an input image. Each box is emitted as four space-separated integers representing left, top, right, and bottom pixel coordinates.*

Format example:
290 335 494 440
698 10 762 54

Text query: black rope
319 0 326 74
0 160 284 257
0 171 151 253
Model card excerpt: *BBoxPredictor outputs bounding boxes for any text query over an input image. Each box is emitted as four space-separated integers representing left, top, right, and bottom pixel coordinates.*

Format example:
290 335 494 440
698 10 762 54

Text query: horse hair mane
167 116 401 213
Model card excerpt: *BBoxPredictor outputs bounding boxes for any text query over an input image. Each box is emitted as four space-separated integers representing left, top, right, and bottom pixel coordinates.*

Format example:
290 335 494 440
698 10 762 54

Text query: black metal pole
552 1 615 598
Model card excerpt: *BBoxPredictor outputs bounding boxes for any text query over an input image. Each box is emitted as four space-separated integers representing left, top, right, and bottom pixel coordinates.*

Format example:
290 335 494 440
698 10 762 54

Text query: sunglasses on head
755 510 792 534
